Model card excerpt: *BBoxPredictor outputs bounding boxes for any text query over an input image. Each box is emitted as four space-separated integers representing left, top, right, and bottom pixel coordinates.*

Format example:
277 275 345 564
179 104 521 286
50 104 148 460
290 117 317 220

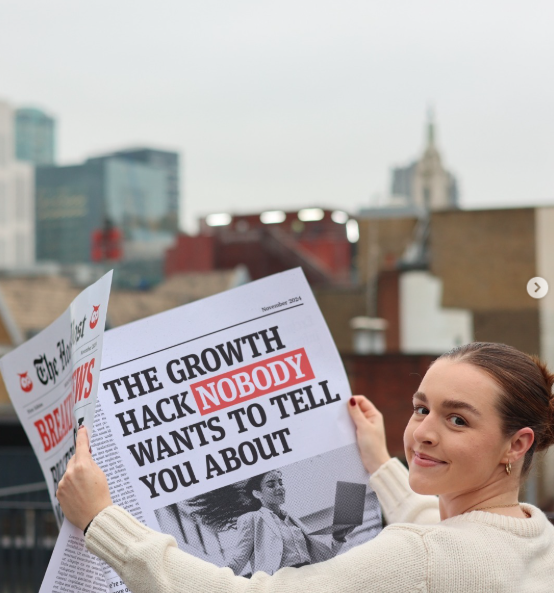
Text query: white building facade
0 101 35 269
399 270 473 354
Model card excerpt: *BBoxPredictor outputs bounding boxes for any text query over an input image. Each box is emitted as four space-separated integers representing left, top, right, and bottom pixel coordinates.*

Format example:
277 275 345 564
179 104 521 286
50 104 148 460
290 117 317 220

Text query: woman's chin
408 468 440 495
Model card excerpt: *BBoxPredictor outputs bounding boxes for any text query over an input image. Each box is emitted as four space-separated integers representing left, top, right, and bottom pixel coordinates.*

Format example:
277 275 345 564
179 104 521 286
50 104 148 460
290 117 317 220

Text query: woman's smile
412 450 448 467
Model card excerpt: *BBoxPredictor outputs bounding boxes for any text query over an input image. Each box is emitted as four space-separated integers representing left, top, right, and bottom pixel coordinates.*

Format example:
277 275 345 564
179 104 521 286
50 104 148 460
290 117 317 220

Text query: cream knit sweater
86 458 554 592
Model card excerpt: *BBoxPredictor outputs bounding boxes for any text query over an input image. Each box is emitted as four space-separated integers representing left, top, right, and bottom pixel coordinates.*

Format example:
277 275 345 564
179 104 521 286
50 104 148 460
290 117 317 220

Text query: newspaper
0 271 113 526
39 268 382 592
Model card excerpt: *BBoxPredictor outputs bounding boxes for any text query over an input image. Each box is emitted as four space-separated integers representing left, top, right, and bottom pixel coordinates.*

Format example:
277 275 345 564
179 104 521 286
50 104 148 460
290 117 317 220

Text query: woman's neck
263 502 283 515
438 484 525 520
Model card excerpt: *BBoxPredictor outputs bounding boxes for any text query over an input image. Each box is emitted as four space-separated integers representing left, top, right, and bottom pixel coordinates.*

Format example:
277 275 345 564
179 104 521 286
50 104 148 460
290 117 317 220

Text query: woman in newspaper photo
185 470 351 576
58 342 554 592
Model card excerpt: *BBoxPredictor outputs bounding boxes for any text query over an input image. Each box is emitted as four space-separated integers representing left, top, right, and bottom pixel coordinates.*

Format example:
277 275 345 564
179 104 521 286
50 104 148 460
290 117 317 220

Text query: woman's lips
412 451 447 468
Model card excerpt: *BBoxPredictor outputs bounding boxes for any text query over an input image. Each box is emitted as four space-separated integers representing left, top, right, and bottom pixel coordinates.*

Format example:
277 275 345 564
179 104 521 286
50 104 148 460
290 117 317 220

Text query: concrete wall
399 271 473 354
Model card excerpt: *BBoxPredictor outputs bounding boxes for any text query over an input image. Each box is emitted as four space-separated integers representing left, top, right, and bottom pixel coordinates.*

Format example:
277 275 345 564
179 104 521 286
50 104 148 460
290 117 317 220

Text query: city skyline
2 0 553 231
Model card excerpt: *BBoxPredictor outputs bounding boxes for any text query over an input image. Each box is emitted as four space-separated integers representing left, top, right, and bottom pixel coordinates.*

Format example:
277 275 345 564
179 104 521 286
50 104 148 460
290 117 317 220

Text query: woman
58 342 554 591
187 471 349 575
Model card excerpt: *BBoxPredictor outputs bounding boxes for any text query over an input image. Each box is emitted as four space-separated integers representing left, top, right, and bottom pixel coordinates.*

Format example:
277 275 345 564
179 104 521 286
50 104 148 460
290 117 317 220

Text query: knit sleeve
86 505 429 593
369 457 441 525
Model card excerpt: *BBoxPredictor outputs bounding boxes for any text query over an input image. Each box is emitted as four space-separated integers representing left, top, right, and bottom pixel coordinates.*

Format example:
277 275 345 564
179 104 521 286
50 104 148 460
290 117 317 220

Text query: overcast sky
2 0 553 231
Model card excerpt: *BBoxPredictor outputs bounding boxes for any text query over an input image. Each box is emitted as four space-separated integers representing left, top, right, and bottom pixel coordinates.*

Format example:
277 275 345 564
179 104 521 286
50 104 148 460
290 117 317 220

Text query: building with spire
390 110 458 211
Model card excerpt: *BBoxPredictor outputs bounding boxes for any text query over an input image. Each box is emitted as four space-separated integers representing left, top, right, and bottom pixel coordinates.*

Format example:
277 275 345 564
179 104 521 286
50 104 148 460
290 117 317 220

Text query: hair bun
531 355 554 391
530 355 554 451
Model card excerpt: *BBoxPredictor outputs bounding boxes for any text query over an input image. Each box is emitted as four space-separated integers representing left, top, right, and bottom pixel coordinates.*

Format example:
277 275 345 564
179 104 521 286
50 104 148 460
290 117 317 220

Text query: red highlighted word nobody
191 348 314 415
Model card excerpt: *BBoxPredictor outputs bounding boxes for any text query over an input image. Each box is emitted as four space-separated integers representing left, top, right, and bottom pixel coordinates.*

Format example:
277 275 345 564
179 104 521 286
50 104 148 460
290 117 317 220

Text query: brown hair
437 342 554 477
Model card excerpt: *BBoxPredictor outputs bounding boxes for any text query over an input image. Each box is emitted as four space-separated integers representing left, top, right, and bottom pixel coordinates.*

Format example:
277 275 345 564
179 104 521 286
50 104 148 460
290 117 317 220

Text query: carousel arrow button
527 277 549 299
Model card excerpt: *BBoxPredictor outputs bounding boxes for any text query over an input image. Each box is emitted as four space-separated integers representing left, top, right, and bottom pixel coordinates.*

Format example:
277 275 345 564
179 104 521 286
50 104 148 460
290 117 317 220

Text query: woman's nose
412 414 439 445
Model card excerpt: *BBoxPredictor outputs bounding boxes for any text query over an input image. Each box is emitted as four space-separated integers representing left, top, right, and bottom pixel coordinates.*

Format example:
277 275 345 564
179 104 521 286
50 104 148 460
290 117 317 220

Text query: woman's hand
348 396 391 474
57 427 112 531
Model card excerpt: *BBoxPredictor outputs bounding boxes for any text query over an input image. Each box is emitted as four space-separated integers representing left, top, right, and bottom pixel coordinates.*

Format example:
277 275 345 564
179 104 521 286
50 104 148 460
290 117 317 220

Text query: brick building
165 208 354 287
356 207 550 357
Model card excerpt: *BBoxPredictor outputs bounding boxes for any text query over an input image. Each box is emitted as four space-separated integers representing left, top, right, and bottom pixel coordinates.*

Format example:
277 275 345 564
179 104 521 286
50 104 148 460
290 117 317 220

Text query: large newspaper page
40 268 382 592
0 271 113 526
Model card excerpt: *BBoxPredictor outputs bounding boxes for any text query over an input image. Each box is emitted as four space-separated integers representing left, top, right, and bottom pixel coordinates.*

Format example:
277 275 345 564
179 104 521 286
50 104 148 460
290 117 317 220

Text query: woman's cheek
403 419 415 457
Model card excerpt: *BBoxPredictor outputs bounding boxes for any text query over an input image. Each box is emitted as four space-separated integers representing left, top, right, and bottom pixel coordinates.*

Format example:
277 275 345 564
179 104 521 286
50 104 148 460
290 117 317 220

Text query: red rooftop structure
165 208 356 287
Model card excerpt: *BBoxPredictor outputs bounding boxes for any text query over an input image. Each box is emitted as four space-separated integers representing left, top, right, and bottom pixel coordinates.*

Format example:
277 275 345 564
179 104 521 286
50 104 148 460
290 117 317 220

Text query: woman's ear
251 489 262 501
505 427 535 463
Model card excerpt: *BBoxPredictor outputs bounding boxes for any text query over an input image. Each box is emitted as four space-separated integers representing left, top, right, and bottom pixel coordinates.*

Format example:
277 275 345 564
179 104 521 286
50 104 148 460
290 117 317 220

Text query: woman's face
403 359 510 497
253 471 286 508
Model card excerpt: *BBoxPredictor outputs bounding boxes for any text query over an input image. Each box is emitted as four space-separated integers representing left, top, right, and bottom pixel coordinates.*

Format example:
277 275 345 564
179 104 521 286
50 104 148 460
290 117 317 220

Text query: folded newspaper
0 271 113 527
4 268 383 592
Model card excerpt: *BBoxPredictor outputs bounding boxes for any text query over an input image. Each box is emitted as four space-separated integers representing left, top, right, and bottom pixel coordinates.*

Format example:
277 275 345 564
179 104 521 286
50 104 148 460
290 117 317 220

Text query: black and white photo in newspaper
40 268 382 592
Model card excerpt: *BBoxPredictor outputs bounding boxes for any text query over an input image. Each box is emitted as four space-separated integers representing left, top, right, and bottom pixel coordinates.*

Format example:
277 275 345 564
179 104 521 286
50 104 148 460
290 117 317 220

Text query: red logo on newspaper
191 347 315 415
89 305 100 329
18 372 33 393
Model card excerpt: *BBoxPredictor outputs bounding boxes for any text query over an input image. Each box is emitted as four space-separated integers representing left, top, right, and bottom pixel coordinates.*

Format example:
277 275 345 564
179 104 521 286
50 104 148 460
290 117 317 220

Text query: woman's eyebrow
413 391 481 416
442 399 482 416
413 391 427 402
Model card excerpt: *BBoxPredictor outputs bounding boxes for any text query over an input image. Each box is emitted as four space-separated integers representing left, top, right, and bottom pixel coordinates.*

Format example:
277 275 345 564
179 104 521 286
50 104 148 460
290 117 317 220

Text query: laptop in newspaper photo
308 480 367 535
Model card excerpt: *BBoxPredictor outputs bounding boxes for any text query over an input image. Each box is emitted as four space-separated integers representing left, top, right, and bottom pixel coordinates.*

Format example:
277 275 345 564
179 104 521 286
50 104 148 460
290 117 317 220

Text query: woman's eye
413 405 428 415
448 415 466 427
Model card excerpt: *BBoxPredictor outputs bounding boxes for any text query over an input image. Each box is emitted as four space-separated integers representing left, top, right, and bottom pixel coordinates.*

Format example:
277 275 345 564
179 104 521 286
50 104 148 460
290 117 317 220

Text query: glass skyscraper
15 108 55 166
110 148 180 233
35 154 176 267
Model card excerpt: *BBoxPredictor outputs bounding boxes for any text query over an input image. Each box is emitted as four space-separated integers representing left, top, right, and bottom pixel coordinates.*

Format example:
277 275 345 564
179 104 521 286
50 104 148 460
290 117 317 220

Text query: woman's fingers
356 396 380 418
348 396 382 425
348 396 367 427
57 426 112 531
348 395 391 475
74 426 91 463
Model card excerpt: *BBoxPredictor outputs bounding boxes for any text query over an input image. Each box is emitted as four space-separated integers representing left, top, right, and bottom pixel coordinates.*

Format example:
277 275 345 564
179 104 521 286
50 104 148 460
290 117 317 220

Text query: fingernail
78 425 85 430
349 397 356 407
